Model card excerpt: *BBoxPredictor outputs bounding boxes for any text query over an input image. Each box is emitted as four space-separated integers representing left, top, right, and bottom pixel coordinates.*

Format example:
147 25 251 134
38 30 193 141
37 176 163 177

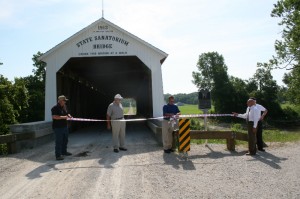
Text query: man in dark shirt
162 96 181 153
51 95 72 160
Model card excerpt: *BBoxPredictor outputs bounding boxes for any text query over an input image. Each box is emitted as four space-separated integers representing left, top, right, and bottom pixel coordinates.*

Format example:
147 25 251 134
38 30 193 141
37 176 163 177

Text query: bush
282 106 299 120
0 144 8 155
231 123 243 132
190 118 204 130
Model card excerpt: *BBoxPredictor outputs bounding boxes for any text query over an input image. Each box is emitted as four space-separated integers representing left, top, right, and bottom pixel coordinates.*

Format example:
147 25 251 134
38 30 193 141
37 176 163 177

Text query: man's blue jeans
54 127 69 158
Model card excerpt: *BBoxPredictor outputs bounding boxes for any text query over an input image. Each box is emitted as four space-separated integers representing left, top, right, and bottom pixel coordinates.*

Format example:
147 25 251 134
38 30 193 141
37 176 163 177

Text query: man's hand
232 112 238 117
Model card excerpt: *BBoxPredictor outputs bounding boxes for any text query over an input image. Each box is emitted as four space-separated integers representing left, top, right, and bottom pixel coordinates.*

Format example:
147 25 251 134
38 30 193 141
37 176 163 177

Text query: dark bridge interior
57 56 153 129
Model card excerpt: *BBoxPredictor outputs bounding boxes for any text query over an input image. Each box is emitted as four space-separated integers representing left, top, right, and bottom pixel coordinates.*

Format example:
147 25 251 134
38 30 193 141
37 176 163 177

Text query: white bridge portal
40 18 168 122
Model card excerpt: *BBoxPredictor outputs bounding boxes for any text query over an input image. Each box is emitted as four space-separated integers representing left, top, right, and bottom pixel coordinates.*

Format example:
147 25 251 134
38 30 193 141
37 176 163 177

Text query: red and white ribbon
67 114 233 122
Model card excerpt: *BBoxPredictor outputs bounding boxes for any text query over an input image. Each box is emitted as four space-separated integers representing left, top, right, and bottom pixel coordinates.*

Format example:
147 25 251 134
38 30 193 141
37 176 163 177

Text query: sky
0 0 285 94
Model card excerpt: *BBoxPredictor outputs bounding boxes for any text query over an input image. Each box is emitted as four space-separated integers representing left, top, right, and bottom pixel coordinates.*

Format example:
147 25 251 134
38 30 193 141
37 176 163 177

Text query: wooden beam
234 132 248 141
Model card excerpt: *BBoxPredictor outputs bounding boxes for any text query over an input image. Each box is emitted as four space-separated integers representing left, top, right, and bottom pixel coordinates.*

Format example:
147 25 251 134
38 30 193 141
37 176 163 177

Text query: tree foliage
0 52 45 134
249 68 284 119
0 75 28 134
192 52 241 114
259 0 300 104
21 52 46 122
164 92 198 105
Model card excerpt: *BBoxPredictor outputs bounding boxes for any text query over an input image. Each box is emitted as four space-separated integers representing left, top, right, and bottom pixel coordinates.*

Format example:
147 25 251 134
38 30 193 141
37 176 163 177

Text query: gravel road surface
0 123 299 199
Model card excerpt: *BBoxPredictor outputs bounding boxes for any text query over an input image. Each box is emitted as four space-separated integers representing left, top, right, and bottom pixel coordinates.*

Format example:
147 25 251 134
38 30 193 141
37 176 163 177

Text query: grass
264 129 300 142
178 104 204 114
123 107 137 115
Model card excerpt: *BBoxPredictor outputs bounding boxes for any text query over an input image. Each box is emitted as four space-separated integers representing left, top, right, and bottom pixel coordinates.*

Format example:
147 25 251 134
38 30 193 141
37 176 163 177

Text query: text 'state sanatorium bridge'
40 18 168 123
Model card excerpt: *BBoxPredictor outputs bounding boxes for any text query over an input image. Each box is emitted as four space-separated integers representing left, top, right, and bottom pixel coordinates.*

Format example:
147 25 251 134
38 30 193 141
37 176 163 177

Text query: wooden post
226 132 236 151
226 138 235 151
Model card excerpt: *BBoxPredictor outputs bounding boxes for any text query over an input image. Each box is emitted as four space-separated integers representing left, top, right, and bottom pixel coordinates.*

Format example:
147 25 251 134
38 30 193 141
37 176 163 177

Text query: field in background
177 104 203 114
123 107 136 115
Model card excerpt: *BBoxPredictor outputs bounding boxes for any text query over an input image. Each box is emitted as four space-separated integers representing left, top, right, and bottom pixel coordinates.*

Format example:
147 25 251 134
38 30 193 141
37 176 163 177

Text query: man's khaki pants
111 120 126 149
162 120 178 150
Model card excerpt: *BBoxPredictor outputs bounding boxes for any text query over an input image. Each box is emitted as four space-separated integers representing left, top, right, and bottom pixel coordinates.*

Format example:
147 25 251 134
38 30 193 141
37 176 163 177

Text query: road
0 122 299 199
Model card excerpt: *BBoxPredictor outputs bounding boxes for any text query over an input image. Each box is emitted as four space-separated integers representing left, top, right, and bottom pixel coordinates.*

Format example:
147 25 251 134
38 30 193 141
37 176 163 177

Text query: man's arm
232 112 247 119
260 109 268 121
52 115 68 120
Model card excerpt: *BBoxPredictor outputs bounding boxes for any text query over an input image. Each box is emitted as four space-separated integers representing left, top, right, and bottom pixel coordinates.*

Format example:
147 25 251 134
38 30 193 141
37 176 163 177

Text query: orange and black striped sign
178 119 190 152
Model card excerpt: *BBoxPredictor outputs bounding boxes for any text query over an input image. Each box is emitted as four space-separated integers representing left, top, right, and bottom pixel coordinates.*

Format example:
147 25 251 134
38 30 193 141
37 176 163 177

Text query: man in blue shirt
162 96 181 153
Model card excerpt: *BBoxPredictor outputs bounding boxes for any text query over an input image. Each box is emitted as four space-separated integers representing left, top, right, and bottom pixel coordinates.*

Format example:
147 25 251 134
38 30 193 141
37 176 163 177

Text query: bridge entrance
57 56 152 122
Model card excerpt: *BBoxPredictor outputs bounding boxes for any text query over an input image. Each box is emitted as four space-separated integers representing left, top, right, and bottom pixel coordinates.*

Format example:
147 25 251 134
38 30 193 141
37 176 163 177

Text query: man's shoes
258 149 265 152
164 149 171 153
56 156 64 161
63 152 72 156
113 149 119 153
119 147 127 151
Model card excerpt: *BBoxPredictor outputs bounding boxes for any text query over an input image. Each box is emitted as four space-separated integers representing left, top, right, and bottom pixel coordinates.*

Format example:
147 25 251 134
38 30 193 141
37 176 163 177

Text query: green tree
20 52 46 122
249 68 283 119
282 67 300 104
259 0 300 104
277 86 288 103
192 52 237 113
32 51 46 84
0 75 17 134
229 76 249 112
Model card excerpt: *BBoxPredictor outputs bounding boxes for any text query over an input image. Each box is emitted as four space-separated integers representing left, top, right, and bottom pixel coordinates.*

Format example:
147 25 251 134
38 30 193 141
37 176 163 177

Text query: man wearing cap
233 99 261 155
250 97 268 152
51 95 73 160
107 94 127 153
162 96 181 153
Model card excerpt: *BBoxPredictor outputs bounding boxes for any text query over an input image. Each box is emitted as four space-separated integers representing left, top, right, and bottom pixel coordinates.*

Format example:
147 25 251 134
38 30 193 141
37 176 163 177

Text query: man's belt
115 117 124 120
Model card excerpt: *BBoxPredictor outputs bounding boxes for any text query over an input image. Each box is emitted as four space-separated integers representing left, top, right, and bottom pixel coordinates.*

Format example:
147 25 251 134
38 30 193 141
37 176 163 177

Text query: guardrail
175 130 248 151
0 132 35 154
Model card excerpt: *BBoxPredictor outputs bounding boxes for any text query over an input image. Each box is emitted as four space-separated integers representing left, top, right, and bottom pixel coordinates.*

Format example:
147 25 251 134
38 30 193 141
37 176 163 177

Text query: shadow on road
249 151 288 169
163 153 196 170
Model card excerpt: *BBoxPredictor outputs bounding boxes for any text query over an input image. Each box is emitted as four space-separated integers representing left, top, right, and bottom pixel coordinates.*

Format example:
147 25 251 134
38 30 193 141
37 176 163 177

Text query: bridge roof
39 17 168 63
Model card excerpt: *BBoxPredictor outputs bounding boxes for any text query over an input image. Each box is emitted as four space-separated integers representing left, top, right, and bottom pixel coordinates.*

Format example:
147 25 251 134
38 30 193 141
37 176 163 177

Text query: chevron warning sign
178 119 191 152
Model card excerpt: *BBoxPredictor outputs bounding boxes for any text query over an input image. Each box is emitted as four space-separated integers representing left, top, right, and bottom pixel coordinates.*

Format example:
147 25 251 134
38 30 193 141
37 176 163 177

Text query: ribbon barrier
68 117 153 122
67 113 234 122
180 113 233 118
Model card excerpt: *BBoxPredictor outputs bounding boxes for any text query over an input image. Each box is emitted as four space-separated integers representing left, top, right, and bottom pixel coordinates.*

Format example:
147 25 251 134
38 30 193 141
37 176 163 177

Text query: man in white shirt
233 99 261 155
250 97 268 152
